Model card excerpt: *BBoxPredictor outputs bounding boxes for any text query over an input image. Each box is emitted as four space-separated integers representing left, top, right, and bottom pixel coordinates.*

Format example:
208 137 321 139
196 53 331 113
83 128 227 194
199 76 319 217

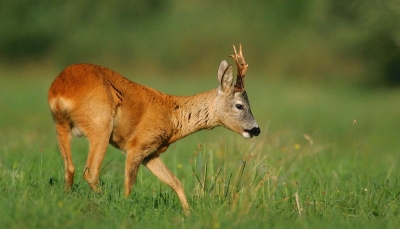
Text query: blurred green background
1 0 399 85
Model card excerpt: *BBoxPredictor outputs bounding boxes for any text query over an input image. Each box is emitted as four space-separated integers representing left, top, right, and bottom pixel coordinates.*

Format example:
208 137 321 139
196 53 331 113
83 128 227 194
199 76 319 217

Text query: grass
1 69 400 228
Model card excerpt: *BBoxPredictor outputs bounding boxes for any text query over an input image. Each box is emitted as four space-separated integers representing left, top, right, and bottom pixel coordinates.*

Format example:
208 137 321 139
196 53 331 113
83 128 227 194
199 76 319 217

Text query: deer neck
170 89 219 142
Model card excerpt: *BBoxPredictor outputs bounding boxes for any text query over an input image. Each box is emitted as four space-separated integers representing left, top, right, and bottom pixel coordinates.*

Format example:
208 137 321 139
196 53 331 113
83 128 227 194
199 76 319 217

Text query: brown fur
48 48 259 215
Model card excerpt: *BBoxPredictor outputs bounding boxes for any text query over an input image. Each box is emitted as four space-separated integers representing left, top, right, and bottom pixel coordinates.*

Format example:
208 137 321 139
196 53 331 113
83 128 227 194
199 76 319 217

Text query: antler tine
230 43 248 92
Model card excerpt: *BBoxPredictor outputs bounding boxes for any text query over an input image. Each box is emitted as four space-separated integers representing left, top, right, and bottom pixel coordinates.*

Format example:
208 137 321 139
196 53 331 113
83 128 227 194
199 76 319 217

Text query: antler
230 44 248 92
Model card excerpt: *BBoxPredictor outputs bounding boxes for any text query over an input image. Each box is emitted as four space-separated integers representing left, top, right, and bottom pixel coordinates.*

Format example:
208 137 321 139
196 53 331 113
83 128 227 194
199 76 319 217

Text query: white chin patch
242 132 253 139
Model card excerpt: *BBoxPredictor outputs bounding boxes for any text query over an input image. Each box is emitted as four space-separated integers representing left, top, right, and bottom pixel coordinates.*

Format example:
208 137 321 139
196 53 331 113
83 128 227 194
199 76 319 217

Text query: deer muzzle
243 126 260 138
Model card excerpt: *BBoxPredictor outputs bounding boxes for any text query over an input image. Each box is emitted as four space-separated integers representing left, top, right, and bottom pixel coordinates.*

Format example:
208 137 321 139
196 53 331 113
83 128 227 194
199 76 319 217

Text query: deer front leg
124 150 145 197
143 155 190 216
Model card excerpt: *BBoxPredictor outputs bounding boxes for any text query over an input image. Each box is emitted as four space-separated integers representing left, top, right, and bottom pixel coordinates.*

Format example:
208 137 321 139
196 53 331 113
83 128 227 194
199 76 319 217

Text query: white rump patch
49 97 75 112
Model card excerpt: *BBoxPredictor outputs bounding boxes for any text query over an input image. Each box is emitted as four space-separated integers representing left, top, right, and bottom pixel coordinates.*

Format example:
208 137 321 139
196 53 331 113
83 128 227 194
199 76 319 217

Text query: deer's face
215 61 260 138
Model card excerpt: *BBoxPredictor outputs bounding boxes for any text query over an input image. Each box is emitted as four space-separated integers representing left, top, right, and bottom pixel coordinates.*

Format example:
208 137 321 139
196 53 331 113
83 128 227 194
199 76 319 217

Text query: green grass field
1 69 400 228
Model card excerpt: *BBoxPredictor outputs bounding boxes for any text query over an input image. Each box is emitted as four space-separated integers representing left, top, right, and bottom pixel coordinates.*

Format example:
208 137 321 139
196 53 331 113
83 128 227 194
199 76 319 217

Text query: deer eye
235 104 244 110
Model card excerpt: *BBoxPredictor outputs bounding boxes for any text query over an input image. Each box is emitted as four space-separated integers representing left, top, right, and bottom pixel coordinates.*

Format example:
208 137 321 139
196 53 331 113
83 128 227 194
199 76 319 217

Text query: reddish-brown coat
48 45 259 215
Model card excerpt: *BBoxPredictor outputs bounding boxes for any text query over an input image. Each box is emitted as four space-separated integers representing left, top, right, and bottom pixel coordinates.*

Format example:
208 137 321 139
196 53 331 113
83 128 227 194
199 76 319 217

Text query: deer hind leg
70 101 114 192
143 155 190 215
82 119 113 192
54 122 74 190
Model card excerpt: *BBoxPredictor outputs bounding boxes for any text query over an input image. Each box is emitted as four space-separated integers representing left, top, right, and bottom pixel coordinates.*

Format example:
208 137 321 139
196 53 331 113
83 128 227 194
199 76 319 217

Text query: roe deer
48 44 260 215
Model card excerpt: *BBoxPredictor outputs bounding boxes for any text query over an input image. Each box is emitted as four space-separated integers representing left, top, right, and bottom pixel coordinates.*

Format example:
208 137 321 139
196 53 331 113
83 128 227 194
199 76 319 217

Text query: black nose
249 127 260 136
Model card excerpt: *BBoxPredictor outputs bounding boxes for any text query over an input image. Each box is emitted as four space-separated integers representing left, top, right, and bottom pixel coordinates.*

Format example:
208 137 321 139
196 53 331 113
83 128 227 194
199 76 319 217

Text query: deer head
215 44 260 138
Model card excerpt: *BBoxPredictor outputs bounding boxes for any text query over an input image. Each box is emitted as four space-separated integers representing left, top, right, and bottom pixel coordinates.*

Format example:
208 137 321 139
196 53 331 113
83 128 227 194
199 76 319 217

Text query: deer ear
217 61 233 92
218 60 229 82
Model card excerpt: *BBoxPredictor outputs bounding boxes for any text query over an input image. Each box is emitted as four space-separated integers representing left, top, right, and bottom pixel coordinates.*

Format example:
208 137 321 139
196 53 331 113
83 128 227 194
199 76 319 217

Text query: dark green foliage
1 1 399 84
